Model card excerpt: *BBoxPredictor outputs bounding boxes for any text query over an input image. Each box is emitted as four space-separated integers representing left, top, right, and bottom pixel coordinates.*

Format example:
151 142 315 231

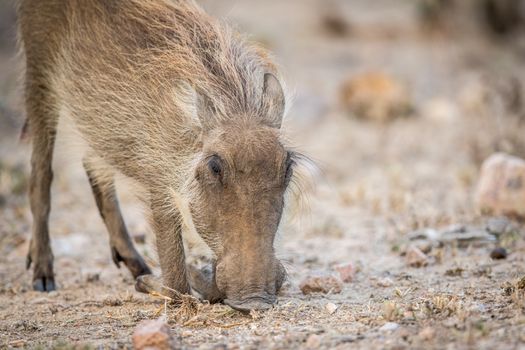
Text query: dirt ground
1 0 525 349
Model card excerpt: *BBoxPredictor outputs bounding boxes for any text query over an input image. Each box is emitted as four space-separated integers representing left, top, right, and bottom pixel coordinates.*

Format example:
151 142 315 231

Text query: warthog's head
188 73 295 311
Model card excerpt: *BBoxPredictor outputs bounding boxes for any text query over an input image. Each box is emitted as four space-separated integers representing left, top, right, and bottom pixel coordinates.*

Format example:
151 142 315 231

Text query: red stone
132 318 176 350
333 262 355 283
476 153 525 218
300 274 343 295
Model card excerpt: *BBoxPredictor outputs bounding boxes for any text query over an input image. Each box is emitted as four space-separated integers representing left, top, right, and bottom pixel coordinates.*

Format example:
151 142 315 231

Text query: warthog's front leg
149 202 191 297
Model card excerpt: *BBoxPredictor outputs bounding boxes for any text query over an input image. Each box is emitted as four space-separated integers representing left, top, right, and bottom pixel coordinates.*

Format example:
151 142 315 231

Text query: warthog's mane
52 0 286 180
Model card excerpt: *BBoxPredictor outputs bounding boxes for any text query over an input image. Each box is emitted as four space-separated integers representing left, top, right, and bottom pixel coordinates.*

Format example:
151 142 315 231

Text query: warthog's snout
223 293 276 313
214 257 286 312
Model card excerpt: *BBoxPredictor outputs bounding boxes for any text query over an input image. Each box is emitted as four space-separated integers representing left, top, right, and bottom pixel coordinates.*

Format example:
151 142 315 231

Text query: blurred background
1 0 525 348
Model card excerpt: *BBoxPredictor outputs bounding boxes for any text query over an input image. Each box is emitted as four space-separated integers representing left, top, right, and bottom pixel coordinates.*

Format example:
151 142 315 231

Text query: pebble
86 272 100 283
490 247 508 260
406 245 428 267
103 296 123 307
333 262 355 283
379 322 399 332
299 273 343 295
486 217 512 236
377 277 394 287
132 318 176 350
476 153 525 218
325 302 338 314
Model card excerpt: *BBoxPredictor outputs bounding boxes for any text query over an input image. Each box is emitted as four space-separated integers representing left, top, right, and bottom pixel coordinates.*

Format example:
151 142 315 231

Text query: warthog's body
19 0 298 311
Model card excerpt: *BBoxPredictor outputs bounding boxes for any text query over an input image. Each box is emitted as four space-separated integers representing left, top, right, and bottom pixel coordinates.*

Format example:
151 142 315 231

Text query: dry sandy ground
1 0 525 349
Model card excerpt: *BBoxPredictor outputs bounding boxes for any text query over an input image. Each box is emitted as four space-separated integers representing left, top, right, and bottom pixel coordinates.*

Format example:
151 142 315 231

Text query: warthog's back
19 0 278 183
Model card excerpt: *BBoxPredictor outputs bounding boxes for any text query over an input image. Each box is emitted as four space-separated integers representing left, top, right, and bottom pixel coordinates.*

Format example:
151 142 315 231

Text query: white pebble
380 322 399 332
325 302 338 314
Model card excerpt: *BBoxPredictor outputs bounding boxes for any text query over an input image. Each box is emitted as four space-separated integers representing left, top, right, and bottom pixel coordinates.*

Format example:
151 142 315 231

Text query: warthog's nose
223 294 276 313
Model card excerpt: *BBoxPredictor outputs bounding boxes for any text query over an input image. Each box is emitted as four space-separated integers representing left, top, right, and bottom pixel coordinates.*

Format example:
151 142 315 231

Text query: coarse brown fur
18 0 305 311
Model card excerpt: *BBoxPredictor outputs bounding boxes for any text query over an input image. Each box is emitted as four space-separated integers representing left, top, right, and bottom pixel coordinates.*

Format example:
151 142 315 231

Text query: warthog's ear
261 73 285 129
173 81 214 133
195 91 216 132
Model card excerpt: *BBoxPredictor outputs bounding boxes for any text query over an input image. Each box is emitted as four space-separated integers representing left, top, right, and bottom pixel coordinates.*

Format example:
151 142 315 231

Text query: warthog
18 0 304 311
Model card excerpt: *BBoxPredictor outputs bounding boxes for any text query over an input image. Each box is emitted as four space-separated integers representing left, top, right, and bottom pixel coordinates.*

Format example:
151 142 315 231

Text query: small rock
502 282 515 296
379 322 399 332
300 273 343 295
490 247 508 260
407 228 440 241
419 326 435 341
406 245 428 267
340 71 412 123
325 302 338 314
486 217 512 236
408 225 496 245
305 334 321 349
132 318 176 350
86 272 100 283
103 296 123 307
440 225 496 245
377 277 394 287
444 267 464 277
476 153 525 218
333 262 355 283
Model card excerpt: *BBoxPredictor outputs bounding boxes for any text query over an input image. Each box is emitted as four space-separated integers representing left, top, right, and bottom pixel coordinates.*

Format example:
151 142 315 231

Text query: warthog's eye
208 155 223 177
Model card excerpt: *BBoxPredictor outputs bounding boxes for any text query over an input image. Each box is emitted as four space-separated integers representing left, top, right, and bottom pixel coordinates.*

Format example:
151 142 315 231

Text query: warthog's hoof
33 277 56 292
26 246 56 292
135 275 188 301
135 275 162 295
111 246 152 279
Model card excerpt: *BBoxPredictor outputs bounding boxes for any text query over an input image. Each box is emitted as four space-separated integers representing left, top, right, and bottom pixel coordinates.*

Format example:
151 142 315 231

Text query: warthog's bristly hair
49 0 284 189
